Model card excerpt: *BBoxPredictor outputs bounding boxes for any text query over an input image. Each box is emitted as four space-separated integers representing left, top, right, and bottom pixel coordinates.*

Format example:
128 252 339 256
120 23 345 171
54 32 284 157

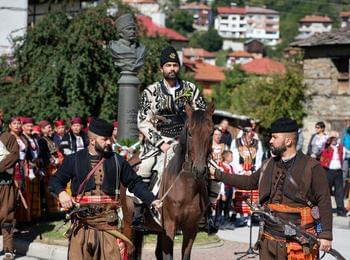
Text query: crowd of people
0 112 119 223
212 118 350 231
0 44 344 259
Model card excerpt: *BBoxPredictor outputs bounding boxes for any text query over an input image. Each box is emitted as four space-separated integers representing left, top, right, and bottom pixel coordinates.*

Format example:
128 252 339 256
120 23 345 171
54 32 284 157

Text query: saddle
126 153 163 229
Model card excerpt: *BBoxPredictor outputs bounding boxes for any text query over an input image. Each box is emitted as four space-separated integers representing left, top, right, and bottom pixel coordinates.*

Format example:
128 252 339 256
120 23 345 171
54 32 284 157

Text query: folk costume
137 46 206 197
215 118 332 260
231 134 263 216
0 131 19 258
59 117 88 157
53 119 66 147
320 136 347 216
49 118 157 260
38 122 61 215
18 117 43 221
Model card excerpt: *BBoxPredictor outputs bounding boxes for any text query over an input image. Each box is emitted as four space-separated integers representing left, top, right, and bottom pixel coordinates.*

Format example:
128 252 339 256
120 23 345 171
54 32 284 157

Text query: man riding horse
134 46 217 228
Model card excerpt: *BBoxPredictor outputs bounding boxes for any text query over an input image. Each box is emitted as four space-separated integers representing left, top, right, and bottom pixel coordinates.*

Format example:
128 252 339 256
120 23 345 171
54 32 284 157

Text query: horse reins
159 126 191 203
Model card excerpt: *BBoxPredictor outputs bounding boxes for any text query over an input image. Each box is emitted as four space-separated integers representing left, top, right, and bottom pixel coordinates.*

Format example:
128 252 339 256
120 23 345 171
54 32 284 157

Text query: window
332 57 349 92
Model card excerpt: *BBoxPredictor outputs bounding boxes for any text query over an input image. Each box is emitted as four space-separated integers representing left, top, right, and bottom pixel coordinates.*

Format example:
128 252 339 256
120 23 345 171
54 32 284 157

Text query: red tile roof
241 58 285 75
183 48 215 58
246 7 278 15
2 76 13 83
184 59 225 82
228 50 253 58
137 16 188 42
340 12 350 18
180 2 210 10
217 7 246 15
299 15 332 23
123 0 155 3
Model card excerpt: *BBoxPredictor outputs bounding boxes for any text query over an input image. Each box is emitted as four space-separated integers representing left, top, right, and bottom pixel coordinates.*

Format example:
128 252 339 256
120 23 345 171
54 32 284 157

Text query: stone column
117 71 140 140
109 13 146 141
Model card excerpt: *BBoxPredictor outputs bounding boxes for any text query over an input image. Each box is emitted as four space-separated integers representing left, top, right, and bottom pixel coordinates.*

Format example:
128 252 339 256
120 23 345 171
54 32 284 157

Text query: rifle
13 180 28 210
243 198 346 260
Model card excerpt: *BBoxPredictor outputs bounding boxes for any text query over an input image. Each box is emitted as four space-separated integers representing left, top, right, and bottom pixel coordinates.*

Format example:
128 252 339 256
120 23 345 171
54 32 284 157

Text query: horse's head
184 102 215 179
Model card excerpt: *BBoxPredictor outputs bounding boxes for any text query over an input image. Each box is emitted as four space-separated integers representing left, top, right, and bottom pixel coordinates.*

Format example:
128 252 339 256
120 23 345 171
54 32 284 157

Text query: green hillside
213 0 350 55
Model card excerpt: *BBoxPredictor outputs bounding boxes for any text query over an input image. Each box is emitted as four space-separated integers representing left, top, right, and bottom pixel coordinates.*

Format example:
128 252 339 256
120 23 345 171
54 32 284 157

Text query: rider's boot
131 203 144 230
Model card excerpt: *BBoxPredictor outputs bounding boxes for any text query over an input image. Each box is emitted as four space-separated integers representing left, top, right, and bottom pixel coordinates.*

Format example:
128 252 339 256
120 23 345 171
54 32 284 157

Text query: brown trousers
259 237 318 260
68 226 121 260
68 212 122 260
259 238 287 260
0 184 16 252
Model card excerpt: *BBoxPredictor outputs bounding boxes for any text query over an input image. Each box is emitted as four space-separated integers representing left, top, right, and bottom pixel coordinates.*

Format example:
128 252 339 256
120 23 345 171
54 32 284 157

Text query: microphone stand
234 130 259 259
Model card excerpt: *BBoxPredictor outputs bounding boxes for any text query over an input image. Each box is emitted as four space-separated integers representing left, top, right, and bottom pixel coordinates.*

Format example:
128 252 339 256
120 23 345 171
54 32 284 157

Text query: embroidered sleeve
189 82 207 110
137 87 165 147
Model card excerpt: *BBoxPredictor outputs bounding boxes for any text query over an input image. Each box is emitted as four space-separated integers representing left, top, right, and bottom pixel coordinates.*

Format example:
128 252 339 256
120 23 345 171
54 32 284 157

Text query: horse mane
166 110 207 176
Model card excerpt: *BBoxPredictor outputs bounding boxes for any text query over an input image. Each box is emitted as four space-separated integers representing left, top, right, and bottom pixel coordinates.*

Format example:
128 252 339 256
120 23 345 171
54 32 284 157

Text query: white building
245 7 279 46
0 0 102 56
340 12 350 28
122 0 165 26
122 0 159 17
297 15 332 40
226 50 253 68
182 48 216 65
214 6 279 49
0 0 28 55
214 7 247 39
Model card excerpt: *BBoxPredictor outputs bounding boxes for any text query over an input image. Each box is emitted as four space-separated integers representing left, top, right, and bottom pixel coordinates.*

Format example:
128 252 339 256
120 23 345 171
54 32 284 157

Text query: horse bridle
159 122 208 203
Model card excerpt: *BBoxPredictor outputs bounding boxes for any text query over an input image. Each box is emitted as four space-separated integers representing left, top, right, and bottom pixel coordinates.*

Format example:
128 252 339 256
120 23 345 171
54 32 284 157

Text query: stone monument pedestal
117 71 140 140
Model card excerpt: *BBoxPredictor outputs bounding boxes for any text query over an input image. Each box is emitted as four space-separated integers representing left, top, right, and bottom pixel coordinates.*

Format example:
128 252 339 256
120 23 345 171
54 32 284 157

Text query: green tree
202 28 223 52
212 66 247 109
0 4 170 122
190 28 223 52
166 9 194 35
213 66 306 129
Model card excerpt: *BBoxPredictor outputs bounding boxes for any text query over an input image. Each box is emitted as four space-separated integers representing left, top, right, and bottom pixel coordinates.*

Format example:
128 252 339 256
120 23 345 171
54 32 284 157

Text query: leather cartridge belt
264 220 315 240
157 114 185 138
0 173 13 185
264 222 287 240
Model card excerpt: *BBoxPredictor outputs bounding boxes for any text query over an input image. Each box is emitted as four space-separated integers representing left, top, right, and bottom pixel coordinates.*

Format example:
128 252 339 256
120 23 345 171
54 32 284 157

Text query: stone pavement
141 240 258 260
0 213 348 259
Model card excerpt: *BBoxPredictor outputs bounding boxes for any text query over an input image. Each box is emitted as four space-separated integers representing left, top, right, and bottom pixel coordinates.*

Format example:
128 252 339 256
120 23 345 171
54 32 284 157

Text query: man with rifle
212 117 333 259
243 197 345 259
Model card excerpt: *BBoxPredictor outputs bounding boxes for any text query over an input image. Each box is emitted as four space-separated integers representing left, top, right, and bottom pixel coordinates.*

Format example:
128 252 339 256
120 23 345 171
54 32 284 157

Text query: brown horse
122 102 215 260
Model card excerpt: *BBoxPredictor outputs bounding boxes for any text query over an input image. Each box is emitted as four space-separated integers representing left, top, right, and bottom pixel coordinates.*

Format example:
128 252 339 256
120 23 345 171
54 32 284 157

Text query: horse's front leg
181 225 198 260
160 220 176 260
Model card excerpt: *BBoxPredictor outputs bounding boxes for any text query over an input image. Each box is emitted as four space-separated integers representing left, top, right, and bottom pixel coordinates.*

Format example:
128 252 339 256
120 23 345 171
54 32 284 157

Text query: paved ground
141 240 258 260
0 209 348 259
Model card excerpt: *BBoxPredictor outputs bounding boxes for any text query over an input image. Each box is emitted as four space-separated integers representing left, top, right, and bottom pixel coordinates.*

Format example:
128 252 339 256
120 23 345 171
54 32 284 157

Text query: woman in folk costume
0 117 20 259
17 117 42 221
211 127 228 226
212 127 228 163
8 117 32 222
230 121 263 224
38 120 61 215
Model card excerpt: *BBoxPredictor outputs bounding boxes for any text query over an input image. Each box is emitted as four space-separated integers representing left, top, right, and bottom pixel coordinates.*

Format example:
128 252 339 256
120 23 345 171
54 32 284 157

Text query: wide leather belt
157 114 185 138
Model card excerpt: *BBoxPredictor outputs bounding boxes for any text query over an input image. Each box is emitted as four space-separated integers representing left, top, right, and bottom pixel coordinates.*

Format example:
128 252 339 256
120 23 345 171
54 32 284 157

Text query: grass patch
144 232 220 245
16 220 70 243
17 220 221 247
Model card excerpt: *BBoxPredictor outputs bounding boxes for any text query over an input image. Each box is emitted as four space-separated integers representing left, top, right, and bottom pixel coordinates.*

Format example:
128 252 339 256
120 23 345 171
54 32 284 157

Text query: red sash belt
75 195 119 206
